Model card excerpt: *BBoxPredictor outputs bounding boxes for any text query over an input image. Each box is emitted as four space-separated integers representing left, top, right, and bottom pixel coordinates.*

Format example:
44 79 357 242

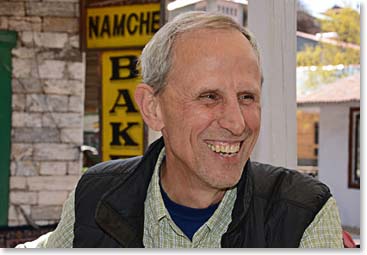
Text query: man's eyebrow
194 82 261 95
196 88 221 95
237 88 261 95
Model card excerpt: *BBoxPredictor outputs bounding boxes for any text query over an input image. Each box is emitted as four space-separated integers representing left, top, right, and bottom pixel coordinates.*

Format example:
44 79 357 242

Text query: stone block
12 127 60 143
33 143 81 161
12 160 39 176
27 175 80 191
12 58 37 78
35 32 68 49
8 17 42 32
60 128 83 144
0 17 8 30
26 94 69 112
8 205 31 221
12 47 36 59
8 218 27 227
31 205 62 221
8 206 18 221
75 2 80 17
26 2 76 17
68 95 84 113
12 78 43 93
11 143 33 161
44 79 83 96
57 48 83 62
8 219 28 227
35 220 58 226
12 94 26 111
10 191 38 205
12 112 42 127
36 50 56 61
40 161 67 176
38 60 66 79
26 94 47 112
10 162 16 176
50 95 69 112
20 32 68 49
67 62 84 80
0 2 25 16
20 31 34 46
43 17 78 33
42 112 82 128
67 160 82 175
69 35 79 48
38 191 68 205
10 176 27 190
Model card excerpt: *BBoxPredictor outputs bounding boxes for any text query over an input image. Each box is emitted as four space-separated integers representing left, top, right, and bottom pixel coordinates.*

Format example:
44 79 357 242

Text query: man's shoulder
75 156 143 196
250 161 331 210
83 156 143 176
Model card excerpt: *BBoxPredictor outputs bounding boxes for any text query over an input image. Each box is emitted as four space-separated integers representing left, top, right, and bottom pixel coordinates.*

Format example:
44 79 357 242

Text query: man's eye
239 94 255 102
200 93 218 100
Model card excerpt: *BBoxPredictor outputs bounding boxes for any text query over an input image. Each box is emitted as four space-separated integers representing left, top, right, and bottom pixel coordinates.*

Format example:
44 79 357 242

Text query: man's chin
207 173 243 190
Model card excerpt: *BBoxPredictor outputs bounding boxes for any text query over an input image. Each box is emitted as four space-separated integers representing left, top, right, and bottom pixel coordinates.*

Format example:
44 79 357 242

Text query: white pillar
248 0 297 168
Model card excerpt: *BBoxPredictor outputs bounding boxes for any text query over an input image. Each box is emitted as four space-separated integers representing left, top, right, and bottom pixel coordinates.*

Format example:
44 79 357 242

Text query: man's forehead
171 28 256 63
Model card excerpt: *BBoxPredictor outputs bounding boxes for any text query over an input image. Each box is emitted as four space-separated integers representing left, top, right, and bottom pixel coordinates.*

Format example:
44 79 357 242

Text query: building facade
0 0 84 227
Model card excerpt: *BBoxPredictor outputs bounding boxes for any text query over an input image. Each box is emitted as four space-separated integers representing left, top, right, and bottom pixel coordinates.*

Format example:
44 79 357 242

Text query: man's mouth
206 142 241 157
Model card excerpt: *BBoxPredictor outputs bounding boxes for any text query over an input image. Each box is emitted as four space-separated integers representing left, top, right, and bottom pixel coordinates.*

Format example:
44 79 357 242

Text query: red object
343 230 357 248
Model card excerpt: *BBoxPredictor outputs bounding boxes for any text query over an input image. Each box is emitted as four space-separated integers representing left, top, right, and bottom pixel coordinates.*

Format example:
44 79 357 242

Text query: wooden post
248 0 297 168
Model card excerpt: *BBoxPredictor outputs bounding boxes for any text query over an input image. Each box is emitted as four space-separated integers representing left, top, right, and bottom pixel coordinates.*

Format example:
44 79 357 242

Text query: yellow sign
87 3 160 49
101 50 144 161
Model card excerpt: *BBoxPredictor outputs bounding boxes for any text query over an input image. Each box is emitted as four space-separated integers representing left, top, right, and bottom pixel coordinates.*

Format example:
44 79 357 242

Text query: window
348 107 360 189
314 122 319 144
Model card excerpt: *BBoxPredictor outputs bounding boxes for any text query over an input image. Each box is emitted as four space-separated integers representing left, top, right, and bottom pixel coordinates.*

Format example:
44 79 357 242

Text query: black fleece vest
73 138 331 248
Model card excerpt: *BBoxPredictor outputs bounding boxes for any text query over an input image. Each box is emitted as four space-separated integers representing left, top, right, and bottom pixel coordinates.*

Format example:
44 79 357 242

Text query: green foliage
322 8 360 45
297 43 360 66
297 7 360 75
296 7 360 88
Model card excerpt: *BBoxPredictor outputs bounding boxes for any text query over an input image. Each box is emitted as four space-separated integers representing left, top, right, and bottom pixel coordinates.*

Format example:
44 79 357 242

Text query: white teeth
207 142 240 155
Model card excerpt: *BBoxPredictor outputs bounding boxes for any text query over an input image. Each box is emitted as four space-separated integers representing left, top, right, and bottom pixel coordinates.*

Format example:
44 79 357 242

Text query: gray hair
140 11 261 94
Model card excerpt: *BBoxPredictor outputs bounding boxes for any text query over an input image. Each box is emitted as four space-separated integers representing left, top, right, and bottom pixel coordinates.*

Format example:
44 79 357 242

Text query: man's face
157 29 261 191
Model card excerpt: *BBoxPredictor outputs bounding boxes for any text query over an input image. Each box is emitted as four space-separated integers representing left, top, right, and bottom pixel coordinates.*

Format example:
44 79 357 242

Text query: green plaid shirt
18 148 343 248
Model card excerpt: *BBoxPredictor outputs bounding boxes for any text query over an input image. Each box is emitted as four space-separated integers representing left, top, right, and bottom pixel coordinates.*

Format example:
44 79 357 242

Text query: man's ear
134 83 164 131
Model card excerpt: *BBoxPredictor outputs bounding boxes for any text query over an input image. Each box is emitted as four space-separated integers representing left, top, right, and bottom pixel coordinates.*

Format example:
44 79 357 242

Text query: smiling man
18 11 343 248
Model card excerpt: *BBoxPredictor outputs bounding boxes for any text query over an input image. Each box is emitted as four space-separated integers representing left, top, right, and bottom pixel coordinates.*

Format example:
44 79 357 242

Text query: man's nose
217 100 246 136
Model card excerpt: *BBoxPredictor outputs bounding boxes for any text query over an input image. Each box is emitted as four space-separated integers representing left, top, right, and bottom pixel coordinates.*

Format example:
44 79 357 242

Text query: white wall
318 102 360 228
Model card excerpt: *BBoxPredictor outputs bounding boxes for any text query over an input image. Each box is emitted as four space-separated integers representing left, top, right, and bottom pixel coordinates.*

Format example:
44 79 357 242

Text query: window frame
348 107 360 189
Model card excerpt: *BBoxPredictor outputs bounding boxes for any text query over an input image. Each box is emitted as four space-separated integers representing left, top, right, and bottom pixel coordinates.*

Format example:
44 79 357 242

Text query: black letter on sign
89 16 100 38
110 122 139 146
139 11 150 34
110 89 138 114
113 14 126 36
110 55 138 80
151 11 160 33
100 15 111 37
127 13 138 35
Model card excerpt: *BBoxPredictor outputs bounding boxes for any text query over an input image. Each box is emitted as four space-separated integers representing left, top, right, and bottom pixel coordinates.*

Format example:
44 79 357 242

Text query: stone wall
0 0 84 226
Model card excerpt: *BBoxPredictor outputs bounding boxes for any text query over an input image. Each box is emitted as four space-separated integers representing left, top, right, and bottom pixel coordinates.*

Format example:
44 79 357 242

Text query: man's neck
160 160 226 209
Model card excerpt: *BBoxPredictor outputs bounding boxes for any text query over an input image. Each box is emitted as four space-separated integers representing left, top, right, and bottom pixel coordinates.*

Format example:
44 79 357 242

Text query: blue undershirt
160 183 219 240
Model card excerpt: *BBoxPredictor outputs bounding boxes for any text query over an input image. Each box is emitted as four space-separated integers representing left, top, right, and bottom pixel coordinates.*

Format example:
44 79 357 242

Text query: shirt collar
150 147 168 221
